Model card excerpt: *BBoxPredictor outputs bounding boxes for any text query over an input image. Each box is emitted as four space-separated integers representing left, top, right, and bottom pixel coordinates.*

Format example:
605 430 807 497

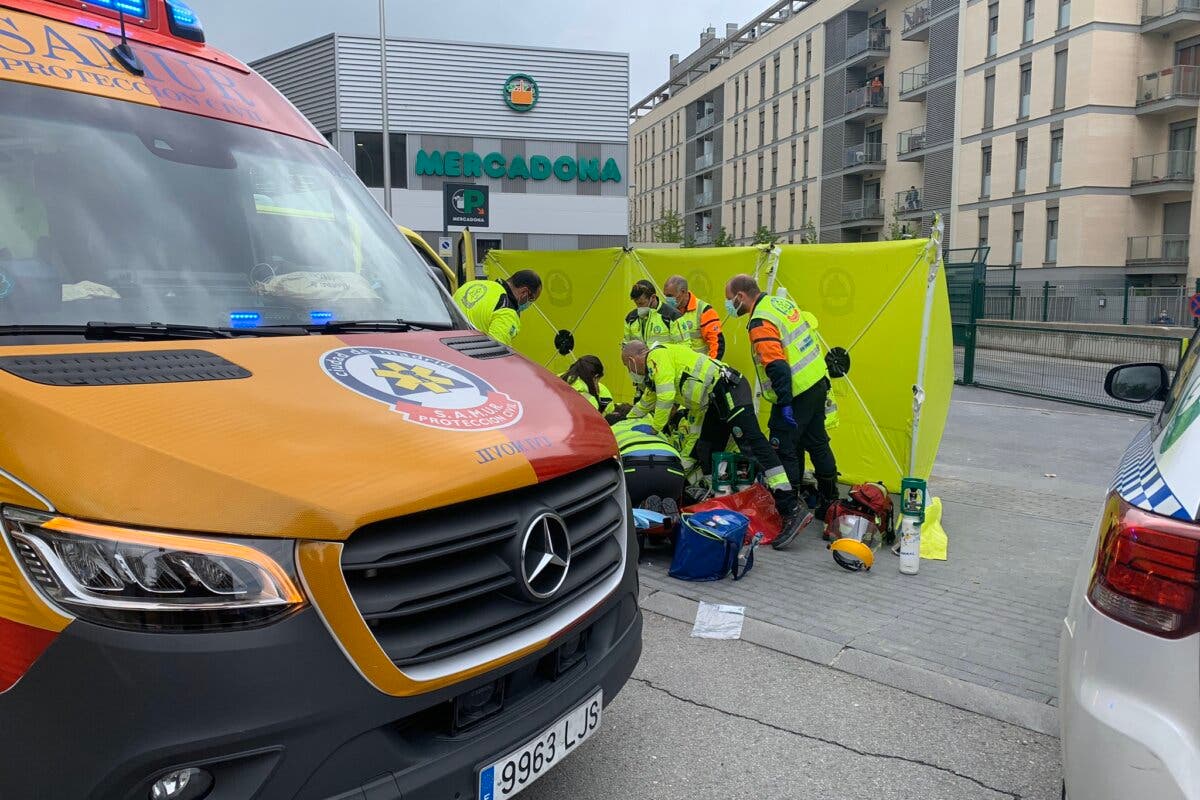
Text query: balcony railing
694 191 714 207
693 231 714 245
1131 151 1196 184
895 188 923 214
1127 234 1190 263
1143 0 1200 21
902 0 932 35
1137 65 1200 105
899 63 929 96
695 110 716 133
695 152 715 171
842 198 884 222
846 27 891 59
897 125 928 156
845 85 888 115
844 142 886 168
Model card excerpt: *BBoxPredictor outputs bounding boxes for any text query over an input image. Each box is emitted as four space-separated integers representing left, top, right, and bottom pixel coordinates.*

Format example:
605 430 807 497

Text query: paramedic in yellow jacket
662 275 724 359
559 355 614 413
452 270 542 346
621 340 813 549
623 279 681 346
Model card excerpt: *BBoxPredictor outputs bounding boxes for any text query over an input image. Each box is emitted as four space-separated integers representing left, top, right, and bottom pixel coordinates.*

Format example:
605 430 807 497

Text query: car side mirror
1105 362 1170 403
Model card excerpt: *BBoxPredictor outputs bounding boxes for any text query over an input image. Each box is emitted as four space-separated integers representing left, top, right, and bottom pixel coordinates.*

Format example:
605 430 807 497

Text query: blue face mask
518 301 531 313
725 298 740 316
664 296 678 309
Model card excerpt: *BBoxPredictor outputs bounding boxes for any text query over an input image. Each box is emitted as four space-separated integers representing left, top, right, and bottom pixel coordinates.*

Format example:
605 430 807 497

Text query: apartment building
631 0 1200 288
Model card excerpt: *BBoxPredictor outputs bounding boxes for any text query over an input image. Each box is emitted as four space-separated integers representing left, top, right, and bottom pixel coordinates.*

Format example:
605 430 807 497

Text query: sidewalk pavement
639 386 1146 734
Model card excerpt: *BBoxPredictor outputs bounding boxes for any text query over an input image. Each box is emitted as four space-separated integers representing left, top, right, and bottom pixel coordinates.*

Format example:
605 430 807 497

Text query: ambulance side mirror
1105 363 1170 404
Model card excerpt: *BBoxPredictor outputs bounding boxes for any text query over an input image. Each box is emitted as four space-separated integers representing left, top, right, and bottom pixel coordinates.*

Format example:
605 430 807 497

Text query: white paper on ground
691 602 746 640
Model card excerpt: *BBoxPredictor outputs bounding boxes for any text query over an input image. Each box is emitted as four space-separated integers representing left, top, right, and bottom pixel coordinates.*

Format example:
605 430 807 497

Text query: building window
1045 207 1059 262
742 159 748 194
792 93 799 132
983 75 995 128
1012 211 1024 264
791 141 798 180
732 162 738 197
1049 130 1063 186
771 148 779 186
757 154 764 188
744 73 750 103
803 138 810 177
773 54 781 94
1019 64 1032 118
981 145 992 197
978 214 989 248
742 202 747 236
804 89 811 127
759 109 766 143
734 124 739 153
770 196 778 230
757 198 764 230
789 189 796 227
801 187 808 225
734 80 741 112
1023 0 1035 43
1015 137 1028 192
742 118 749 153
988 3 999 56
772 103 779 140
1053 49 1068 110
794 43 800 83
806 38 812 78
354 132 407 189
760 64 767 97
1059 0 1070 28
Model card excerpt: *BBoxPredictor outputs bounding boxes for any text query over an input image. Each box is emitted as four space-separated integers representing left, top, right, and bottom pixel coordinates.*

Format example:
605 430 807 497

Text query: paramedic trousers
769 377 838 487
690 373 798 515
623 455 687 508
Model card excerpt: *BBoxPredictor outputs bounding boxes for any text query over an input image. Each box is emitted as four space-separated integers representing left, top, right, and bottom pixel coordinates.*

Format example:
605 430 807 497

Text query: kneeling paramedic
609 418 686 515
726 275 840 520
560 355 614 413
452 269 542 346
620 341 813 548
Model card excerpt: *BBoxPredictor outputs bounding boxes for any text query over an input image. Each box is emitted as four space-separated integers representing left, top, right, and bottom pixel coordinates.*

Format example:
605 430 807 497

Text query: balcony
844 142 886 175
1127 234 1190 266
693 231 714 246
841 199 884 227
695 110 716 134
901 0 933 40
1136 66 1200 115
899 63 929 102
1142 0 1200 34
844 85 888 121
694 191 714 208
894 188 924 219
695 152 715 171
897 126 929 161
845 27 890 68
1131 151 1196 195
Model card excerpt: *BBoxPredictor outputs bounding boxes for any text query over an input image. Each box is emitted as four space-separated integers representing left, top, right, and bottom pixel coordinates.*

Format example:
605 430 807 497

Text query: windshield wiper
0 322 307 341
303 319 454 334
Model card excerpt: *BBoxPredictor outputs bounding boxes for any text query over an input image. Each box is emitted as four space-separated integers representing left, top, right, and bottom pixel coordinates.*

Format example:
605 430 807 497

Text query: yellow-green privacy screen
484 240 953 490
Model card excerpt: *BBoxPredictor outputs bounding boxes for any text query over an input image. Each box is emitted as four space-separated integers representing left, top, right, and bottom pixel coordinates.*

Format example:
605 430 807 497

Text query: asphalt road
523 610 1061 800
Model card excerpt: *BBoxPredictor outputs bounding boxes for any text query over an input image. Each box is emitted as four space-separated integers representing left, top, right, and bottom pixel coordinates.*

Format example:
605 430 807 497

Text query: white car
1060 331 1200 800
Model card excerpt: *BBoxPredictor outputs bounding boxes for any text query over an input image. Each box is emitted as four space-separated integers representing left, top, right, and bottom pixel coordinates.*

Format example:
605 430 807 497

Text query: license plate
478 689 603 800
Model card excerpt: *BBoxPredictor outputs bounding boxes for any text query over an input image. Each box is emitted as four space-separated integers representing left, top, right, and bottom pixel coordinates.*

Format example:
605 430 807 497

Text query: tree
752 226 779 246
652 210 684 244
713 227 735 247
799 217 818 244
885 205 914 241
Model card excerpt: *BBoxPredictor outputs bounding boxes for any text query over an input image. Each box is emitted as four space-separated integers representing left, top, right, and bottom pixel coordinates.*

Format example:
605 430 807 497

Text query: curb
640 588 1060 738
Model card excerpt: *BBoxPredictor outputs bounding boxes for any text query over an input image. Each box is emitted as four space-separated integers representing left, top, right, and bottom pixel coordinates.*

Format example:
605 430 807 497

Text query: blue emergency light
164 0 205 43
84 0 149 18
309 311 335 324
229 311 262 329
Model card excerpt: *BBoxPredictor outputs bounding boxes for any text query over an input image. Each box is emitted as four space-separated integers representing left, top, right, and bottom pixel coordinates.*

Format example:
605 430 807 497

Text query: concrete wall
977 319 1191 364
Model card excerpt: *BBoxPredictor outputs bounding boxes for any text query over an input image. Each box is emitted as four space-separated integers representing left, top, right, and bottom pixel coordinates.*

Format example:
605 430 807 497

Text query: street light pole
379 0 392 217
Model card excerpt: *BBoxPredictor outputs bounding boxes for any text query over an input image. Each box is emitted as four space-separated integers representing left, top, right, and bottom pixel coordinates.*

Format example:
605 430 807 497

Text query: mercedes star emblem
520 513 572 600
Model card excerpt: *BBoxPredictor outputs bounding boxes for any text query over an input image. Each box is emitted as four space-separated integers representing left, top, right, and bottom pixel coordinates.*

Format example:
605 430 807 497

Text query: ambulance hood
0 332 616 540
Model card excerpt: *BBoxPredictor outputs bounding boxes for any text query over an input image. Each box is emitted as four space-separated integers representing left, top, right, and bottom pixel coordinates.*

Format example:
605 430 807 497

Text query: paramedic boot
816 474 840 522
772 490 814 551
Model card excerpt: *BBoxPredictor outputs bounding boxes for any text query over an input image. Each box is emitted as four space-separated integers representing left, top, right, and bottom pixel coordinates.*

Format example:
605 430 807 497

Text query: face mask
664 296 678 309
725 298 740 316
636 306 651 318
518 301 531 313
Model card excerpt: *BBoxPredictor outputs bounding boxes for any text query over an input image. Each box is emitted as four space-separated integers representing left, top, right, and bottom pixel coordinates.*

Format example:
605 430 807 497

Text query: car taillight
1088 492 1200 638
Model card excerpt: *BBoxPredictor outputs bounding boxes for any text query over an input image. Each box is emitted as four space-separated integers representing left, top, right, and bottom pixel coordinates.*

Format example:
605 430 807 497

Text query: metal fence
981 267 1200 326
948 256 1195 415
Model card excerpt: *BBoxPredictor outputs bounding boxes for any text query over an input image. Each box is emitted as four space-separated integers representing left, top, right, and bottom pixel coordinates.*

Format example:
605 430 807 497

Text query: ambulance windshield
0 81 457 332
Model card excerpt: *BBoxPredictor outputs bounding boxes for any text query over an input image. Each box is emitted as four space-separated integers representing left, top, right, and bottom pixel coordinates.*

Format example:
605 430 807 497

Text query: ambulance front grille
339 460 625 667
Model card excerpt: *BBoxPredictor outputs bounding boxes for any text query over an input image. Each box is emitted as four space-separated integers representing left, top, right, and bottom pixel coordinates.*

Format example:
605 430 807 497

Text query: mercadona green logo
504 74 539 112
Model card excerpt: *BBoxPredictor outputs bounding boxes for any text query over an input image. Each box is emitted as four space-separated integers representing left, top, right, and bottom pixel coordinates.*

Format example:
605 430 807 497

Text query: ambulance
0 3 641 799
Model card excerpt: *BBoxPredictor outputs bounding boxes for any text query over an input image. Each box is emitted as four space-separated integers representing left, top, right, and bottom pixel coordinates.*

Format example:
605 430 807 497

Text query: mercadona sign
415 149 623 184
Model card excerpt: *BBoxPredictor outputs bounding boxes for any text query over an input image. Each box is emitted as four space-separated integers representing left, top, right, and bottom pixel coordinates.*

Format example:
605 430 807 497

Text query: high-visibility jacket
568 377 614 412
611 419 681 460
622 304 680 347
453 279 520 345
629 343 724 456
673 292 724 359
747 294 827 405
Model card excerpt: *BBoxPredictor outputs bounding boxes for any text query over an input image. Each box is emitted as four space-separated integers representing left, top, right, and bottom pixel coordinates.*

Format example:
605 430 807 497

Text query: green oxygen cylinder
899 477 927 575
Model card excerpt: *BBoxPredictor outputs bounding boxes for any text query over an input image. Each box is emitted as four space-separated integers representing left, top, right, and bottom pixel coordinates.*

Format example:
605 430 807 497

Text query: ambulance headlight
1 508 304 631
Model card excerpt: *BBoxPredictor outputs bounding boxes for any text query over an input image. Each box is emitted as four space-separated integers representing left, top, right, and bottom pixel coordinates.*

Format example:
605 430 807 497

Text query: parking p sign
443 183 489 228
